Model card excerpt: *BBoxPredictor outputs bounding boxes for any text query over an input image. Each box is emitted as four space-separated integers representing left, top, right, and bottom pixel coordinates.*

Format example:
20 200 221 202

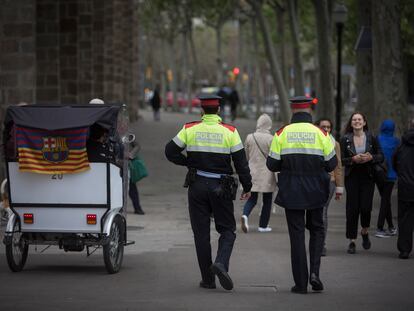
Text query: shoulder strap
252 134 267 159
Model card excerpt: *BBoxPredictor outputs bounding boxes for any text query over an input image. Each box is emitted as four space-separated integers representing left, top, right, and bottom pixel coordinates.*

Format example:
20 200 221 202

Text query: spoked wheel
103 216 125 274
5 220 28 272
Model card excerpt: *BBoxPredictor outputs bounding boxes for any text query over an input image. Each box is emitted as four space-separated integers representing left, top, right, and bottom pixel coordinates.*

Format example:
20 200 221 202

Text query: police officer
165 95 252 290
266 96 337 294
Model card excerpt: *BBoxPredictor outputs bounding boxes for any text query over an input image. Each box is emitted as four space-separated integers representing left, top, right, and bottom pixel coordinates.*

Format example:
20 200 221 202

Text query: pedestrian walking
315 118 344 256
266 96 337 294
228 88 240 121
129 141 145 215
217 85 230 120
393 119 414 259
165 95 252 291
151 86 161 121
340 112 384 254
241 114 276 233
375 119 399 238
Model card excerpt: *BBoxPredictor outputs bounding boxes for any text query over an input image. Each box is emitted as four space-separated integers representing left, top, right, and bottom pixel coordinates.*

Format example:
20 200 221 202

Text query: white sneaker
241 215 249 233
375 229 390 238
387 227 398 236
258 227 272 233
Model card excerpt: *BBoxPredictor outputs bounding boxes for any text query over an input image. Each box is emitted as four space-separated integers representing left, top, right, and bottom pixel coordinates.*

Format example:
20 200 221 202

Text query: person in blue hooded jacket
375 119 400 238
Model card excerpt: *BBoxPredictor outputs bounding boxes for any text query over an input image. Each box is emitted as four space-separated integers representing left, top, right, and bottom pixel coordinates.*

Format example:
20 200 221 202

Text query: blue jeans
243 192 273 228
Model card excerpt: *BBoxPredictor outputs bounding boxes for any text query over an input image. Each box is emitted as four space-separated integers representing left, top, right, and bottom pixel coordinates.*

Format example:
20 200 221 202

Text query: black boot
310 273 324 291
134 208 145 215
361 232 371 250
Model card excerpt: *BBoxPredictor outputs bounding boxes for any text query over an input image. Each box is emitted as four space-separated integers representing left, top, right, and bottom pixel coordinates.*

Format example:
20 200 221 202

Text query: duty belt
196 169 222 179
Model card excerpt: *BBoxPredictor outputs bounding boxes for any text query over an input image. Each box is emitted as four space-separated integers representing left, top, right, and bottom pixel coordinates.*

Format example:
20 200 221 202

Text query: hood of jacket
256 113 272 133
402 129 414 146
379 119 395 137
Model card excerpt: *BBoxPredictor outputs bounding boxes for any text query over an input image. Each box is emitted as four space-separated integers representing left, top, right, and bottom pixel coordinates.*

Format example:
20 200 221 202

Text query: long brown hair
344 112 369 134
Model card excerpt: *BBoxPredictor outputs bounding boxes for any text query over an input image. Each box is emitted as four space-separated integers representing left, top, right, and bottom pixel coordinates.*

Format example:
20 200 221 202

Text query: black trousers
345 171 375 239
376 180 395 230
285 208 324 289
129 180 141 211
397 200 414 254
188 176 236 283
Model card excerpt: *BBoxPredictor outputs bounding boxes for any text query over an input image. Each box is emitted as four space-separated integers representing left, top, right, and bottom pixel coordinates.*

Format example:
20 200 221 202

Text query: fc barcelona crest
42 137 69 163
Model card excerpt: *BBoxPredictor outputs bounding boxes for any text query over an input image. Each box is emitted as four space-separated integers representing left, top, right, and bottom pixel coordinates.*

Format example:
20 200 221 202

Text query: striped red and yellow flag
16 126 90 174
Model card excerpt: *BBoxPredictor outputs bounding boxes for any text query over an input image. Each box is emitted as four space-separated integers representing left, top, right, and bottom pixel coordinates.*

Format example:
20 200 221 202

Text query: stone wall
36 0 60 103
0 0 141 109
0 0 36 112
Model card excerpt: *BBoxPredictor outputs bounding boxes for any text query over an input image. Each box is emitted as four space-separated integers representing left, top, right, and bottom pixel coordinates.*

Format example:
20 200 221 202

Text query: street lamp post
333 4 348 140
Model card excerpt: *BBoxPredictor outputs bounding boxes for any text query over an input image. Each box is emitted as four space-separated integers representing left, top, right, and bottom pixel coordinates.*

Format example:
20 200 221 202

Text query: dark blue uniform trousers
397 200 414 254
285 207 324 289
188 176 236 283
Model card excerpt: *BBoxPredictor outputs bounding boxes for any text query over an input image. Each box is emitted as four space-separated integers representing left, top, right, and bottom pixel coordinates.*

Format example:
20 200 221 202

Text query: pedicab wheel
5 220 28 272
103 216 125 274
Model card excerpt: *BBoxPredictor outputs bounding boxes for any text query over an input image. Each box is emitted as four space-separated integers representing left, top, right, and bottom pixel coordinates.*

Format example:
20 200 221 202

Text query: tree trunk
313 0 334 120
216 26 223 86
275 5 288 86
160 38 167 110
287 0 305 95
251 16 263 118
236 18 243 93
371 0 407 134
188 26 198 83
355 0 374 129
168 39 178 111
182 31 192 113
249 0 290 122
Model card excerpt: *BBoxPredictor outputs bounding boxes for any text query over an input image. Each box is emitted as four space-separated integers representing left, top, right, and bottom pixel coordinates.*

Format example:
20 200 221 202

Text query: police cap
198 94 222 108
289 96 317 109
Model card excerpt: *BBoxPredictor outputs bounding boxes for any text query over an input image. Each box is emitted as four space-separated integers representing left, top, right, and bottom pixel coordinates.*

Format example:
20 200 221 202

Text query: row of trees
139 0 413 134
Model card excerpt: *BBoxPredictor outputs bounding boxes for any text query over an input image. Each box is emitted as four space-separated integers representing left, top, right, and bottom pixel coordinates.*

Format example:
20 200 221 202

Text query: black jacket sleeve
266 156 281 172
340 136 354 167
231 149 252 192
325 155 338 172
370 135 384 164
165 140 187 166
392 146 400 174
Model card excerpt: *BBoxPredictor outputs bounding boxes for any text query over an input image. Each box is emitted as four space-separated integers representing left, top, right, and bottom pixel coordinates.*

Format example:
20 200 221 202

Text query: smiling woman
340 112 384 255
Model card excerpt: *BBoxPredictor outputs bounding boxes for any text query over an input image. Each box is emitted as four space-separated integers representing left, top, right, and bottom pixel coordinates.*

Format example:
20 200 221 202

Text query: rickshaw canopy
4 104 121 131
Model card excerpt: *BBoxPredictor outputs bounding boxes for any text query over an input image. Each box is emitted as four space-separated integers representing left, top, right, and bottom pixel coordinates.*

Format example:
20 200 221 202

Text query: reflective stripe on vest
269 122 335 160
173 114 243 154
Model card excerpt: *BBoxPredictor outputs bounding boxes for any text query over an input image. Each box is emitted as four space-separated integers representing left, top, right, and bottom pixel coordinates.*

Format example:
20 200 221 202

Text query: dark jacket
266 112 338 210
393 129 414 202
340 131 384 178
87 140 109 162
378 120 400 181
151 90 161 110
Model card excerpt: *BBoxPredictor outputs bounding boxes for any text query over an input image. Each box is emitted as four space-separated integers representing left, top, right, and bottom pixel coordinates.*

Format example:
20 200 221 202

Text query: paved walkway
0 108 413 311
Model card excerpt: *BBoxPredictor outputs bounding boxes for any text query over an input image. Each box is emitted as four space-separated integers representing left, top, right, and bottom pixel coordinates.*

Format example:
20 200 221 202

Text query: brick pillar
77 0 93 104
129 0 141 121
0 0 36 108
112 0 124 102
36 0 60 104
92 0 104 99
121 1 130 105
59 0 78 104
103 0 114 101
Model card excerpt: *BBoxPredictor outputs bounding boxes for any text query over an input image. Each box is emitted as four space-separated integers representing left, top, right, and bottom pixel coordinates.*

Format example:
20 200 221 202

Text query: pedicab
2 104 135 273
